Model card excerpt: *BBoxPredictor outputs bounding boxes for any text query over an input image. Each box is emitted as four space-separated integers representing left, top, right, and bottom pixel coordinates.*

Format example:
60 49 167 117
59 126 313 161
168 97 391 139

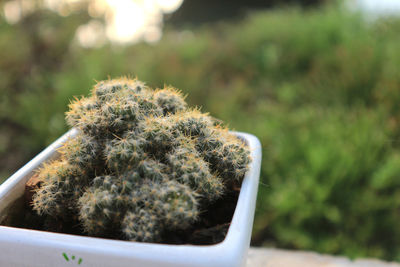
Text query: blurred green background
2 0 400 261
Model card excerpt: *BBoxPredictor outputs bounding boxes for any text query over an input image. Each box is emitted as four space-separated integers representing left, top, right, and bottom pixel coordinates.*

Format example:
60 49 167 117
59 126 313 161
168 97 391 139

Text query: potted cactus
0 78 261 267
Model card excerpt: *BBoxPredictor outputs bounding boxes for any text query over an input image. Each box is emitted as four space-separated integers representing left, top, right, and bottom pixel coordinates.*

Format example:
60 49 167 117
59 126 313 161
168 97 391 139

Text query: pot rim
0 129 261 267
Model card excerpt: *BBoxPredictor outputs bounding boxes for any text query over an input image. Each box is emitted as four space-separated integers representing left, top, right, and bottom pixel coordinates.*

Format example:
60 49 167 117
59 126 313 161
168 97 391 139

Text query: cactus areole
31 78 251 244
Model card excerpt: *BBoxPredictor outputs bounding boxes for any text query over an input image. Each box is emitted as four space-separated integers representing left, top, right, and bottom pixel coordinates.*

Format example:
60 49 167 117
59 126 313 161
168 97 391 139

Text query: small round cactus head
65 96 99 129
167 143 224 202
32 160 88 218
92 78 145 102
158 180 199 230
58 133 101 171
104 132 147 172
198 127 251 181
172 108 215 137
122 209 162 242
32 77 251 243
154 86 187 115
78 175 127 236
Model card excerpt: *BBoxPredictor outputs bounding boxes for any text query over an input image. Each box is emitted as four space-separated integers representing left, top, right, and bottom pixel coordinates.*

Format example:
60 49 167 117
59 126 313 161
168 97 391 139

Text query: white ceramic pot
0 129 261 267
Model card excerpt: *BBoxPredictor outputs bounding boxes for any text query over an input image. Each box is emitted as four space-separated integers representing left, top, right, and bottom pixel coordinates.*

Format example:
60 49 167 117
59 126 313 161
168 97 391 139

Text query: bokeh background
2 0 400 261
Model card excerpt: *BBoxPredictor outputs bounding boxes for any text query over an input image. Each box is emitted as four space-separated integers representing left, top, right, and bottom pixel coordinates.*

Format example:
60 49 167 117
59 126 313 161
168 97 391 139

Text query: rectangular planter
0 129 261 267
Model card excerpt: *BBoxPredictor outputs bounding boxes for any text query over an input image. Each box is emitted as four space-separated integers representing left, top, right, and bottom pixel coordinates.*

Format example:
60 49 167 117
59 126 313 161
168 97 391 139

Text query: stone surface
247 248 400 267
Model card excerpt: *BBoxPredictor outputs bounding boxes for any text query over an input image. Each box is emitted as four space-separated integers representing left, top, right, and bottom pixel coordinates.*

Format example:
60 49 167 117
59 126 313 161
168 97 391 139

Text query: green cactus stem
32 77 251 243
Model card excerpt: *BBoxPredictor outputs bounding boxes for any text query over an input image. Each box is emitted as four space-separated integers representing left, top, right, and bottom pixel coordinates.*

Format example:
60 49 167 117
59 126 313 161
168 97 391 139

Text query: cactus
32 160 88 218
154 87 187 115
59 133 102 170
32 78 251 243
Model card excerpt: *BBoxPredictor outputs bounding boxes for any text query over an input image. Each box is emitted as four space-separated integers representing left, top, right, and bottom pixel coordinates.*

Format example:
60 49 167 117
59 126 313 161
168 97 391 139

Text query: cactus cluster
32 78 251 243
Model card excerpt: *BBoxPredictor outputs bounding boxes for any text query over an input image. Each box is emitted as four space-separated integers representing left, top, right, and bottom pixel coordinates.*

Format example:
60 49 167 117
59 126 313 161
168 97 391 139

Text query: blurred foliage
0 8 90 179
166 0 326 25
2 2 400 261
